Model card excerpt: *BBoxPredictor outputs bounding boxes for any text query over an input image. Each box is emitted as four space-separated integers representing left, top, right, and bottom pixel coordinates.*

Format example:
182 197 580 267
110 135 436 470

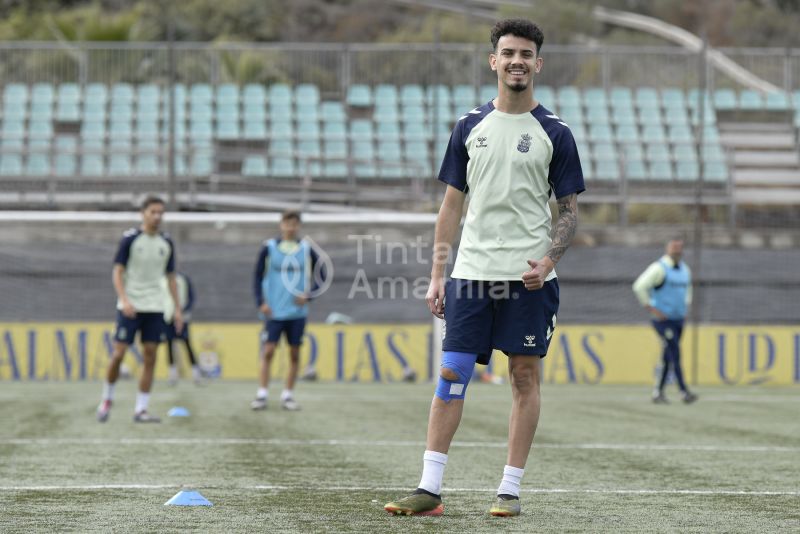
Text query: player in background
251 210 326 411
385 19 584 517
97 195 183 423
632 238 698 404
163 271 204 386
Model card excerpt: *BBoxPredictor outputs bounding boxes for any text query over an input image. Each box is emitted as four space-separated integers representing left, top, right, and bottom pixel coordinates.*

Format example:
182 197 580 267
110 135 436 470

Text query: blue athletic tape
434 351 477 402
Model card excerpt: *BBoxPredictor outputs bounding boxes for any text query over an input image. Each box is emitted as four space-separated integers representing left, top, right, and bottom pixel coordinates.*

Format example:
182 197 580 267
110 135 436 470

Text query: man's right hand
259 303 272 317
426 277 445 319
647 305 667 321
121 300 136 318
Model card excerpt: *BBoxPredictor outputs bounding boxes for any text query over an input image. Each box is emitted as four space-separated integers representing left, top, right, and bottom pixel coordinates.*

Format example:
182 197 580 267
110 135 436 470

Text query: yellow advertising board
0 322 798 386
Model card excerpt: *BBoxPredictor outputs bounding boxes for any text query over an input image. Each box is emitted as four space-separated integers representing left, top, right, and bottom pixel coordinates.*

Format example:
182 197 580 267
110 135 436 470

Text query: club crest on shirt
517 133 532 153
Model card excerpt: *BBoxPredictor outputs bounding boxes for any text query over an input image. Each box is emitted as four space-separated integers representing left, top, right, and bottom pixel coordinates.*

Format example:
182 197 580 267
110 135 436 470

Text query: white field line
0 437 798 452
0 484 797 496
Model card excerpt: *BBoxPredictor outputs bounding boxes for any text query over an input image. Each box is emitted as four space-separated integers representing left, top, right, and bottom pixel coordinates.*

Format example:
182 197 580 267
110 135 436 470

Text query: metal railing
1 42 800 94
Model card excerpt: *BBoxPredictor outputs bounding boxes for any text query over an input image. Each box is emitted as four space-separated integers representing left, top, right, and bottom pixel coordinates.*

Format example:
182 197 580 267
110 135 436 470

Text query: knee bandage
434 351 477 402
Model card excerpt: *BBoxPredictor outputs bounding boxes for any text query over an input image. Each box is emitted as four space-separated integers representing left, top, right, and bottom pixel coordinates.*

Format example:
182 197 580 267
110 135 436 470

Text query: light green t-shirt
114 228 175 312
438 102 585 281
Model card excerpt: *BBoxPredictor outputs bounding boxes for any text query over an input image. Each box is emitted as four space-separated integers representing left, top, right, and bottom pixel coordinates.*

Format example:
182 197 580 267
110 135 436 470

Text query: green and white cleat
384 490 444 516
489 495 521 517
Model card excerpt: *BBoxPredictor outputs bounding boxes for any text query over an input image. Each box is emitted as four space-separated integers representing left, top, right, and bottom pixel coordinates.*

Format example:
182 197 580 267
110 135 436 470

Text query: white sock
497 465 525 497
418 450 448 495
257 387 268 400
102 382 115 401
135 392 150 414
281 389 293 401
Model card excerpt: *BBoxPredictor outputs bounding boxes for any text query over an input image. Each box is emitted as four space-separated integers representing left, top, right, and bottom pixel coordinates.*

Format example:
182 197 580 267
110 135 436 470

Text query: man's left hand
522 257 554 290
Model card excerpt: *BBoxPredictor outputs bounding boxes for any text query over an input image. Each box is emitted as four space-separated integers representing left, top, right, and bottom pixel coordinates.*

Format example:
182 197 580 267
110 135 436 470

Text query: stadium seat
268 104 293 121
322 121 347 141
243 84 266 106
0 154 23 175
668 125 693 143
401 105 425 124
297 121 321 141
190 150 214 176
31 83 54 105
242 155 268 177
324 140 348 159
535 85 555 107
269 120 293 141
649 160 673 180
713 89 737 109
297 139 321 160
619 142 644 160
704 161 728 182
136 154 161 176
2 102 26 121
559 104 583 126
676 160 700 181
189 84 213 105
594 158 620 181
641 125 666 143
3 83 28 105
349 119 373 142
216 103 240 124
111 83 135 105
320 101 346 122
346 84 372 107
592 142 618 161
295 84 320 107
400 85 425 106
216 84 239 106
661 88 686 109
189 120 213 142
86 83 108 105
764 91 789 110
575 141 591 164
589 124 613 142
243 121 267 140
108 155 132 176
80 154 105 177
702 143 725 162
624 158 648 181
557 86 581 107
426 85 451 107
586 106 610 124
374 84 398 106
673 143 698 162
646 143 671 162
324 161 349 179
610 87 633 108
638 107 662 125
269 84 292 107
351 140 374 161
615 124 639 143
216 120 240 140
479 84 496 104
635 87 660 109
138 84 161 106
375 121 400 141
25 154 50 176
453 85 477 110
739 90 763 109
403 121 430 141
374 104 399 122
583 87 608 109
569 123 587 143
271 156 296 178
663 107 690 126
52 153 76 176
1 120 25 140
611 106 637 127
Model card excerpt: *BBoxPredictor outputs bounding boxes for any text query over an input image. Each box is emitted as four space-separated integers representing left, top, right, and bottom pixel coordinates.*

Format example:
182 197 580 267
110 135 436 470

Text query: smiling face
490 34 542 94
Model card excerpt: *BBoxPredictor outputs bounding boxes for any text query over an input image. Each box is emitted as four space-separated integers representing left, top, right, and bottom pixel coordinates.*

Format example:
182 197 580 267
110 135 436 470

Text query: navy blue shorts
114 311 166 345
262 317 306 346
165 321 189 342
442 278 559 364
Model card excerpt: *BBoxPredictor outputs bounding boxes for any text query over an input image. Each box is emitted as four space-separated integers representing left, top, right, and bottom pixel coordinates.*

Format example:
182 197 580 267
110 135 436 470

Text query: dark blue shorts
262 317 306 346
442 278 559 364
114 311 166 345
165 321 189 342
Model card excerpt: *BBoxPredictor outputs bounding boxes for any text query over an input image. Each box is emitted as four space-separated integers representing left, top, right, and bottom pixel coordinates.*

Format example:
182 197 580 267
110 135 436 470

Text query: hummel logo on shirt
476 136 488 148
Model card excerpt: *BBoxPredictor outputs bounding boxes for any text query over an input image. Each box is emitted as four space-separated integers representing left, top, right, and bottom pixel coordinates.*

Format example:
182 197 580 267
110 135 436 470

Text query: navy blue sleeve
165 236 176 274
184 274 195 312
253 245 269 307
548 127 586 199
437 120 469 193
113 232 136 266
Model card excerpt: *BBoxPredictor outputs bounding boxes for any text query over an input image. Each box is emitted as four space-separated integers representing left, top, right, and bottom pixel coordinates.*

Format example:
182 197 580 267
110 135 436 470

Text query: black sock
413 488 441 499
497 493 519 501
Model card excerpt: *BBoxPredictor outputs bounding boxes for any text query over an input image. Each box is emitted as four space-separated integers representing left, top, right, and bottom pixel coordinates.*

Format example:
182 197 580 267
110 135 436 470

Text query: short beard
507 81 528 93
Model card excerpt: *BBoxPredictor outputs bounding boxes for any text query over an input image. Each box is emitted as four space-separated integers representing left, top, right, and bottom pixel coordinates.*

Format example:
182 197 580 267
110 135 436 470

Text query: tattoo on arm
547 193 578 265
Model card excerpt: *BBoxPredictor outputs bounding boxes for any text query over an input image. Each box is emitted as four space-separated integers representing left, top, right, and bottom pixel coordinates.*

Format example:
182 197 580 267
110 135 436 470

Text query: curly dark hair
490 19 544 54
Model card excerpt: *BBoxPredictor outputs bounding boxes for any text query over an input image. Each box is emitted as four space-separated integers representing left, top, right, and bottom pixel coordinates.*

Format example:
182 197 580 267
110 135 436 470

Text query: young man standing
97 195 183 423
632 238 698 404
385 19 584 517
251 210 323 411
